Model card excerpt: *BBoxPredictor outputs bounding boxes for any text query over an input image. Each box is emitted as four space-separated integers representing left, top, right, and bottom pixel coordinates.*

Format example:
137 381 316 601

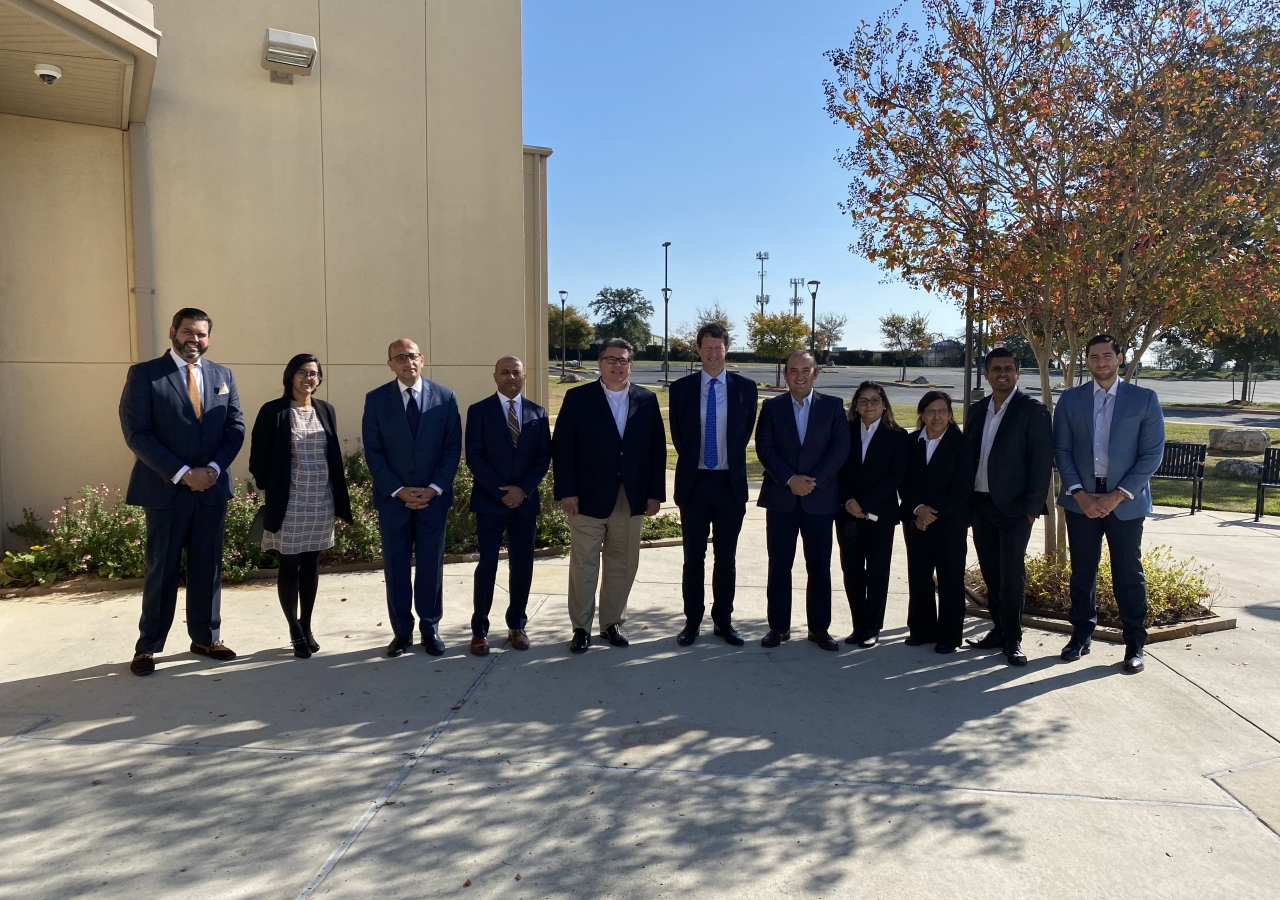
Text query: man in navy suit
553 338 667 653
756 350 851 650
669 323 758 646
1054 334 1165 673
119 308 245 676
362 338 462 658
464 356 552 656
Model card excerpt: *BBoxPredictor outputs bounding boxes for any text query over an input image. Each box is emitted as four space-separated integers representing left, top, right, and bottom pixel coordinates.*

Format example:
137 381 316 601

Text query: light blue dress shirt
698 371 729 470
792 391 814 444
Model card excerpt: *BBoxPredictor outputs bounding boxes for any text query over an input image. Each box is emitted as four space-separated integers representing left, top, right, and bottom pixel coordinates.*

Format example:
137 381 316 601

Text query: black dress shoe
569 628 591 654
292 639 312 659
714 624 745 646
760 629 790 648
903 635 932 646
420 631 445 657
857 631 880 649
966 630 1006 649
844 630 863 646
934 644 958 654
1123 645 1145 673
386 636 412 657
1061 637 1092 661
1005 642 1028 667
676 624 698 646
304 631 320 653
601 624 629 647
807 631 839 651
129 653 155 676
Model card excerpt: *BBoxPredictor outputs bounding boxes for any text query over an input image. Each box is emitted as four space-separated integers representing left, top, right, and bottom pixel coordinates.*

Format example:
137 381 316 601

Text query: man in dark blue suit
119 308 245 676
553 338 667 653
669 323 758 646
464 356 551 656
756 350 851 650
1054 334 1164 673
362 338 462 658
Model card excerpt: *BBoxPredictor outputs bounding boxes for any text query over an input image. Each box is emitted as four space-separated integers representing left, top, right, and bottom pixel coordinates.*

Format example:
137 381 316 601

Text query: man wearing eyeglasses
362 339 462 658
553 338 667 653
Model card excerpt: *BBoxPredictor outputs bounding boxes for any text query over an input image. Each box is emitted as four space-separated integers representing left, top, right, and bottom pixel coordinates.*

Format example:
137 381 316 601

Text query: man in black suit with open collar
553 338 667 653
464 356 551 656
119 308 245 676
964 347 1054 666
669 323 759 646
755 349 851 651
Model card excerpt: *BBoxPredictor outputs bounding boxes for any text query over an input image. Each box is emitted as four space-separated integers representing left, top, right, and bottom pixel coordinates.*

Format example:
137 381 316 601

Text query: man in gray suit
119 308 245 676
1053 334 1165 673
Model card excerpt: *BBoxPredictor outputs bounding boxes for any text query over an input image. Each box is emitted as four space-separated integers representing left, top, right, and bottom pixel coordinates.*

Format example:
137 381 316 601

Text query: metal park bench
1257 447 1280 522
1152 441 1207 514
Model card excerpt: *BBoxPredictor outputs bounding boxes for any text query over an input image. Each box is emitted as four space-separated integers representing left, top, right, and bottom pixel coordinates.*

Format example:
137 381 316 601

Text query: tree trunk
1023 321 1059 560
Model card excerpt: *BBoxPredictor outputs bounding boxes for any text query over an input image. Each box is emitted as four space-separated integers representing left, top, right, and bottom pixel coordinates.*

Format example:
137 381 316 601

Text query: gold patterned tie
507 399 520 446
186 364 204 422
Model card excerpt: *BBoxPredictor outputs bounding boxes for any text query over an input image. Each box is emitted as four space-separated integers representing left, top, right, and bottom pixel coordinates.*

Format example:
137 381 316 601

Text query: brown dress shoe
190 641 236 661
470 635 490 656
508 628 530 650
129 653 155 676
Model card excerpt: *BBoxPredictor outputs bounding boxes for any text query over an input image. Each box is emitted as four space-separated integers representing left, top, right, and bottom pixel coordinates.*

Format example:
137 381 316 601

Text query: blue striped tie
704 378 719 468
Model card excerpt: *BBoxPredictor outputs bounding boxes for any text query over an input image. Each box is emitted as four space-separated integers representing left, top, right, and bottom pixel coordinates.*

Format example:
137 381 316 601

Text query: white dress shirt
920 428 943 464
168 349 220 484
1066 379 1132 499
392 377 443 498
698 370 729 470
792 391 814 444
860 417 880 462
497 390 523 425
974 388 1015 493
603 384 629 437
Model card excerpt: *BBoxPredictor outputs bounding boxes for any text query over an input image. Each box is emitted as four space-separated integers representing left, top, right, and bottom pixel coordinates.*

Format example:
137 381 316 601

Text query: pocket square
217 382 229 395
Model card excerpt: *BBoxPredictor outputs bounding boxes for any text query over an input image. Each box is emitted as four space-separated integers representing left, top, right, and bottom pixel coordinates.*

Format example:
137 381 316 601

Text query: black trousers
836 516 897 636
765 508 834 634
678 470 745 628
970 492 1034 645
903 520 968 648
136 502 226 654
472 511 537 636
1064 508 1148 647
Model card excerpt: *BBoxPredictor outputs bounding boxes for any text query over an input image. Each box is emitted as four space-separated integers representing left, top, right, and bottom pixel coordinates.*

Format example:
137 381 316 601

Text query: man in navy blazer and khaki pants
669 323 758 646
464 356 551 656
756 350 851 650
363 339 462 658
119 308 245 676
1054 334 1165 673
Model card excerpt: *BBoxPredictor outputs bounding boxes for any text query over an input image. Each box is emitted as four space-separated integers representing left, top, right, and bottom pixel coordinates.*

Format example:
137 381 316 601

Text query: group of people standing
119 308 1163 679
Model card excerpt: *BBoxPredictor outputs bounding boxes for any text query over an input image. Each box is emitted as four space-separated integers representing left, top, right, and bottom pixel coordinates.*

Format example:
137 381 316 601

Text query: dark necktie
507 399 521 446
405 387 421 436
704 378 719 468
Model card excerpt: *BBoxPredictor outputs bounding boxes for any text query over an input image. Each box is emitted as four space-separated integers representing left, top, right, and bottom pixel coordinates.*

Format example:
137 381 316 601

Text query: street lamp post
806 280 820 354
558 289 567 381
662 241 671 387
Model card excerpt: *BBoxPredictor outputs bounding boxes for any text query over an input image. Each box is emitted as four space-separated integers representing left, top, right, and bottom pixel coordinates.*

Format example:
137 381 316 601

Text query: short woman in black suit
899 391 974 653
836 381 909 648
248 354 353 658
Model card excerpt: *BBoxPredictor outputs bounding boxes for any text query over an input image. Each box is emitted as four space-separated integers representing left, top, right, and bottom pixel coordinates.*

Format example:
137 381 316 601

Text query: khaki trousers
567 486 644 632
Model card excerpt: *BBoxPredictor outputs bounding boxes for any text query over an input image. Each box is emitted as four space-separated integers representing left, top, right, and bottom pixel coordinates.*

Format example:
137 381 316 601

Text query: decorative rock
559 373 580 383
911 375 929 384
1208 428 1271 453
1215 458 1263 479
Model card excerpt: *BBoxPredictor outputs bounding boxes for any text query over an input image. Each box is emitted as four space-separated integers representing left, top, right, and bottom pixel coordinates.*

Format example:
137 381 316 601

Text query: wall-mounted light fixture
261 28 317 84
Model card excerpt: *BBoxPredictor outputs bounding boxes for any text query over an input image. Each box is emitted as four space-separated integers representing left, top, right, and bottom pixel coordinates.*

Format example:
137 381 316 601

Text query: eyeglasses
921 408 951 418
600 356 632 366
295 371 321 380
855 397 883 407
391 353 423 364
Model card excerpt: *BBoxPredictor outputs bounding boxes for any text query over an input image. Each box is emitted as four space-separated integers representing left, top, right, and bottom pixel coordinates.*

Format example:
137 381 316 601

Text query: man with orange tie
119 308 245 676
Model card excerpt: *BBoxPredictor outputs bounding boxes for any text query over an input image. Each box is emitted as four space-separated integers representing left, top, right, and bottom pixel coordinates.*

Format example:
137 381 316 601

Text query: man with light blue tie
669 323 759 646
1053 334 1165 673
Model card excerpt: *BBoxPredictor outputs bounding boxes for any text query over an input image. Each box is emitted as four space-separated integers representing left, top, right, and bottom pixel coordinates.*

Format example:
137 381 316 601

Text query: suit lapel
389 381 416 447
164 356 194 419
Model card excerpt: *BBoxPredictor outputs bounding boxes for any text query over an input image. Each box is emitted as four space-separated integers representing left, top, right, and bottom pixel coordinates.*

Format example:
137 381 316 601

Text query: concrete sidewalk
1 502 1278 898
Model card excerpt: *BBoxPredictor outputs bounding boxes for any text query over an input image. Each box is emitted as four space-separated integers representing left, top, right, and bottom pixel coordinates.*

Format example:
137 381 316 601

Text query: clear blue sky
521 0 963 352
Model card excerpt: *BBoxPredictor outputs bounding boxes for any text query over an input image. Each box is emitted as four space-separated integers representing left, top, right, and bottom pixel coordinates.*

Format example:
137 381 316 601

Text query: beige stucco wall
0 0 530 544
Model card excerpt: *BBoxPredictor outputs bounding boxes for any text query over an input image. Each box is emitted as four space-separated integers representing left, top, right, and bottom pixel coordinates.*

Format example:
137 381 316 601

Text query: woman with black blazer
899 391 974 653
836 381 910 648
248 354 353 658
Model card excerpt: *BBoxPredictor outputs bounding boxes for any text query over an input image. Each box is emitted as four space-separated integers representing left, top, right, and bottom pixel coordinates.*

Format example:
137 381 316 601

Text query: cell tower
755 251 769 314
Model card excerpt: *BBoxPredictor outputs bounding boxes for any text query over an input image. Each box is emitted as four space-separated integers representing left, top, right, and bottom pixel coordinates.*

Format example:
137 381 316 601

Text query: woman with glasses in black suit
836 381 909 648
249 354 353 658
899 391 974 654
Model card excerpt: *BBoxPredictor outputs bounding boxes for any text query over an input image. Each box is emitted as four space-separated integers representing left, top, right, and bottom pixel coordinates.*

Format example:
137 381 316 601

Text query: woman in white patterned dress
249 355 353 657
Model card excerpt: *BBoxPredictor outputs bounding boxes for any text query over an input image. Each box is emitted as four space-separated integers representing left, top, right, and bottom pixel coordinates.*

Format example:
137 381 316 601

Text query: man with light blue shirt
669 323 759 646
1053 334 1165 673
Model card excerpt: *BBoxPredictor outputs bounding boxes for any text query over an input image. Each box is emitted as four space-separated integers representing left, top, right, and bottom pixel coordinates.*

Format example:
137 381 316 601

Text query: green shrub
0 546 61 587
222 484 278 583
47 485 146 581
967 545 1216 628
641 512 682 541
